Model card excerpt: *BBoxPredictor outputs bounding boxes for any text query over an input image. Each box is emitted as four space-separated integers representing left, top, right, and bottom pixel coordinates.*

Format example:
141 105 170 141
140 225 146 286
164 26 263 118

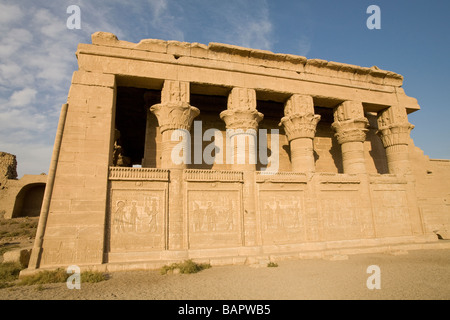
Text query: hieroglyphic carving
258 191 305 244
150 80 200 133
332 101 369 144
109 167 169 181
376 107 414 147
319 191 364 240
40 239 103 266
109 189 165 251
372 190 411 237
220 88 263 131
279 94 321 141
188 190 241 249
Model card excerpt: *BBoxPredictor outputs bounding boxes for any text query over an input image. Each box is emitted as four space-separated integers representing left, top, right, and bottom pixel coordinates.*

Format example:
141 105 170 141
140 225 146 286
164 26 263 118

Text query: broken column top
0 152 18 180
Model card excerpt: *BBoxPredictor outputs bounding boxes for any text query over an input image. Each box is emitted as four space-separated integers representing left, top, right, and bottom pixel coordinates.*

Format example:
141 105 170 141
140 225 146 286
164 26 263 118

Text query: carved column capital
220 87 263 131
376 106 414 147
150 80 199 133
332 101 369 144
280 114 321 141
150 103 199 133
279 94 320 141
332 118 369 144
332 101 368 174
220 109 263 132
377 123 414 148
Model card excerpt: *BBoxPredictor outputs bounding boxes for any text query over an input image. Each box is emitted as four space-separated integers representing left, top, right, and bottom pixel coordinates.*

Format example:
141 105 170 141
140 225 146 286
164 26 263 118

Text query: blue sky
1 0 449 177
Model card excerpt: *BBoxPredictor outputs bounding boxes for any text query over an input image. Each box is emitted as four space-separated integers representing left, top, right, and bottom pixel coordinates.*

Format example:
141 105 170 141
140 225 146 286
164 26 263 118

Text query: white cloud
0 3 24 25
205 0 274 50
9 88 37 107
0 28 33 59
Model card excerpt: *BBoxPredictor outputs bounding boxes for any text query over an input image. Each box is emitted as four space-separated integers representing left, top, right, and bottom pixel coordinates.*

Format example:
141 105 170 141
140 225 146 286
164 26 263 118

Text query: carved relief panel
258 190 306 245
319 191 364 241
108 189 166 252
187 190 241 249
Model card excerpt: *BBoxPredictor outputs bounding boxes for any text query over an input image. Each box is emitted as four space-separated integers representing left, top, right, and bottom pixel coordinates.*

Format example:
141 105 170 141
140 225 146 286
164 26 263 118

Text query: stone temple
23 32 449 273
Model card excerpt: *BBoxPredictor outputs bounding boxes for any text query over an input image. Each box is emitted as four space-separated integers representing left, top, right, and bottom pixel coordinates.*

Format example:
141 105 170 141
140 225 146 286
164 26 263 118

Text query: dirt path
1 248 449 300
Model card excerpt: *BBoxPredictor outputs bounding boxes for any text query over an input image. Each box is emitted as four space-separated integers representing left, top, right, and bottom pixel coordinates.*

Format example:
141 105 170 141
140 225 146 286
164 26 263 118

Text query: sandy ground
0 248 449 300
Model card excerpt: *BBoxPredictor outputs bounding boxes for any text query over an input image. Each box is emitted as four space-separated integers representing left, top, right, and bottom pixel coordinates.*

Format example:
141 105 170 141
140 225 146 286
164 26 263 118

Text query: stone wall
0 152 17 188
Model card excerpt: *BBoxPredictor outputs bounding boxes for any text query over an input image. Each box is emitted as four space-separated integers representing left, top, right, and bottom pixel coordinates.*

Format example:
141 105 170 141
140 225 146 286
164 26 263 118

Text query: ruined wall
0 151 47 219
0 152 17 188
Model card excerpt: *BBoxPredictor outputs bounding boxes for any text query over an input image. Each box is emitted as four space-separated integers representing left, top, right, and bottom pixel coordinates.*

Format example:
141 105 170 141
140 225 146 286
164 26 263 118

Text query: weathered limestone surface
22 32 450 273
0 152 17 182
3 248 32 268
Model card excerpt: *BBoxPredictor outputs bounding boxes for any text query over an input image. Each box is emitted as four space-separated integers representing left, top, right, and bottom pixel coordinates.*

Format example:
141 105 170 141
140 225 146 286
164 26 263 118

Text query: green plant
267 262 278 268
161 259 211 275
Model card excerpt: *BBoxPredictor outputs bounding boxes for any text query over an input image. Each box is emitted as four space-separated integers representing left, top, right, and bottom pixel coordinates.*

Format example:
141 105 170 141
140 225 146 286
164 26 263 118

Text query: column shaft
279 94 320 173
290 138 314 172
150 80 199 250
377 106 414 175
332 101 369 174
220 87 263 246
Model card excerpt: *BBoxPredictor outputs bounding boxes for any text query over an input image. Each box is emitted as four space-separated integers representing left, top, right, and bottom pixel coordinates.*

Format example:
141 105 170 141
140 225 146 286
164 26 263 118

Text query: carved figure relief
109 189 165 252
112 197 161 234
189 195 237 233
188 190 240 249
260 195 302 230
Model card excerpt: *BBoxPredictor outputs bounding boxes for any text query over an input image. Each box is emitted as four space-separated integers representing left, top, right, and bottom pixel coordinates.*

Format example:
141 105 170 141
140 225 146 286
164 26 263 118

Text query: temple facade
26 32 450 272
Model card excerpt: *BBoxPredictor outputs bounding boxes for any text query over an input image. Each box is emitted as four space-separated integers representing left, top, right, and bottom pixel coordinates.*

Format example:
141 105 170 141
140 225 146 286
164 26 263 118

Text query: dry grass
18 268 108 286
160 259 211 275
0 262 22 288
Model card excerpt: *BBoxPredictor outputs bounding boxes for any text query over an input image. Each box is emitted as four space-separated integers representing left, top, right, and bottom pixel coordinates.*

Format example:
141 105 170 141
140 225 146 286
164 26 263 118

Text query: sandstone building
25 32 450 272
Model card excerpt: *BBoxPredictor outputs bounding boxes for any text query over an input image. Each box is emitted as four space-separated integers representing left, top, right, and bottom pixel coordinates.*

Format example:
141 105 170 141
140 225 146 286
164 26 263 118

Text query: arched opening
11 183 46 218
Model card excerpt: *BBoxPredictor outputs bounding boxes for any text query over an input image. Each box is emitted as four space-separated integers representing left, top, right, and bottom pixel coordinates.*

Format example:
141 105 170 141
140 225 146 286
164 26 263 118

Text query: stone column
376 106 414 175
150 80 199 250
220 87 263 246
150 80 200 169
279 94 321 173
332 101 369 174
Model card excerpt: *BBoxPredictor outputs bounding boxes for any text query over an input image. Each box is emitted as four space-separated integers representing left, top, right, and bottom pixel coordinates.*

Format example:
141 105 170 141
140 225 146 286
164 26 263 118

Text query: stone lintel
71 70 116 88
88 32 404 87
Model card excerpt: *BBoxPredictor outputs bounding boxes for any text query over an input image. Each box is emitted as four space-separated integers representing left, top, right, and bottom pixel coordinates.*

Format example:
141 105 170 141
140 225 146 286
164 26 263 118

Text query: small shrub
161 259 211 275
267 262 278 268
18 268 68 286
0 262 23 288
18 268 108 286
81 271 107 283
